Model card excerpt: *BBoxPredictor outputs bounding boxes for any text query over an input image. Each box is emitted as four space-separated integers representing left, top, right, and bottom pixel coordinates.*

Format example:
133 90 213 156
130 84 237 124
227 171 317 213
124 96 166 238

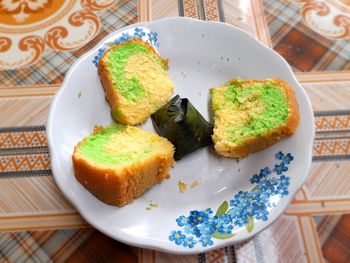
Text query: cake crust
212 79 300 158
72 126 174 207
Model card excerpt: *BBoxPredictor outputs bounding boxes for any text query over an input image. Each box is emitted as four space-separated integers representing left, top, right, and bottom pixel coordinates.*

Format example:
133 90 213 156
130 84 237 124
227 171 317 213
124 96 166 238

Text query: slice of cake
210 79 299 158
98 38 174 125
72 124 174 206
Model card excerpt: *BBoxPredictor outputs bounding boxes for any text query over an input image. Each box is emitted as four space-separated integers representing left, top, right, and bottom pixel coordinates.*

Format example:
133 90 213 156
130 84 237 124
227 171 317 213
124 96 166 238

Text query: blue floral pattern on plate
169 151 294 248
92 27 159 67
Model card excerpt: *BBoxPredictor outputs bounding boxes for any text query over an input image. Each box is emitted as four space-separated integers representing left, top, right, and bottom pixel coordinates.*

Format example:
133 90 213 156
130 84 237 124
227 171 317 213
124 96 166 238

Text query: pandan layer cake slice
98 38 174 125
210 79 299 158
72 124 174 206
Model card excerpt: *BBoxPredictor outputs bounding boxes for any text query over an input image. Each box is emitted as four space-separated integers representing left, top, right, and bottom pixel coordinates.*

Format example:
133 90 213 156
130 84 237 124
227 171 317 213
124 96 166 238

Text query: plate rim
47 16 315 254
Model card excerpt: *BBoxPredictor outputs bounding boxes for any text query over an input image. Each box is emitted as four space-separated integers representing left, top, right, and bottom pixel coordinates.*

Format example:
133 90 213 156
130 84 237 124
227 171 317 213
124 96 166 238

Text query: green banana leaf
151 95 213 160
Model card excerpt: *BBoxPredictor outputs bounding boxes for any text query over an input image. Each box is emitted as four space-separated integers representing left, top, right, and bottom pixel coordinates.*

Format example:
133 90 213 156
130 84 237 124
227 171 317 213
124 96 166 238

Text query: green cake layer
99 39 174 125
107 42 166 102
211 79 289 144
78 125 158 166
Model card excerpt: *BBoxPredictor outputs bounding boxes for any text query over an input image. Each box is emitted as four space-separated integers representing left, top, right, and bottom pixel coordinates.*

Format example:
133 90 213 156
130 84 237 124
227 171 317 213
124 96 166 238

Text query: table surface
0 0 349 262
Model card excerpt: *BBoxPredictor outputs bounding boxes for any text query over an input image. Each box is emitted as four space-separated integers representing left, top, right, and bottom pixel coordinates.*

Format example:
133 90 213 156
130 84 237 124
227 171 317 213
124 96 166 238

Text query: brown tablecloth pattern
0 0 349 262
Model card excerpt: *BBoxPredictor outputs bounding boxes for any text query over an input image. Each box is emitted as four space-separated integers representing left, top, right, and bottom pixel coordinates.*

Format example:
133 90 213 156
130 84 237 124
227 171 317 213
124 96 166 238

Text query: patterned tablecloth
0 0 349 262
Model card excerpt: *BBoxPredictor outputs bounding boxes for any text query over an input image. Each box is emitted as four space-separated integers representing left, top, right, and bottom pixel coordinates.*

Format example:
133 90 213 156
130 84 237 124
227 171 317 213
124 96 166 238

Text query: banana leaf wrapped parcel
152 95 213 160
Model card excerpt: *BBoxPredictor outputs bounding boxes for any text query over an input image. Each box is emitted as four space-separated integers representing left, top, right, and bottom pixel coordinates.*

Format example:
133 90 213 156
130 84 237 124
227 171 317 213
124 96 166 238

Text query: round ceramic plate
47 17 314 254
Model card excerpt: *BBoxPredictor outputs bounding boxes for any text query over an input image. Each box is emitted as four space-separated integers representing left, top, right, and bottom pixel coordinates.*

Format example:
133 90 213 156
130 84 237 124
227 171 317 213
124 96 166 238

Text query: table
0 0 349 262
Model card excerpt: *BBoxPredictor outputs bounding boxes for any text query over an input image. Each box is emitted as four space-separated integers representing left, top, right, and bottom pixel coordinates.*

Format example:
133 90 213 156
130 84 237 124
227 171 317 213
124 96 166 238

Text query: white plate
47 17 315 254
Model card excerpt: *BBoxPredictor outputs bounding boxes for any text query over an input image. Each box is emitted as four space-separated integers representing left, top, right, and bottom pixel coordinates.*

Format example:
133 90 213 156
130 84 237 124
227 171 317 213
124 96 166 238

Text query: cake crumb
146 202 158 211
198 92 202 96
150 203 158 208
171 161 176 168
78 91 82 98
178 181 187 193
190 180 200 189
